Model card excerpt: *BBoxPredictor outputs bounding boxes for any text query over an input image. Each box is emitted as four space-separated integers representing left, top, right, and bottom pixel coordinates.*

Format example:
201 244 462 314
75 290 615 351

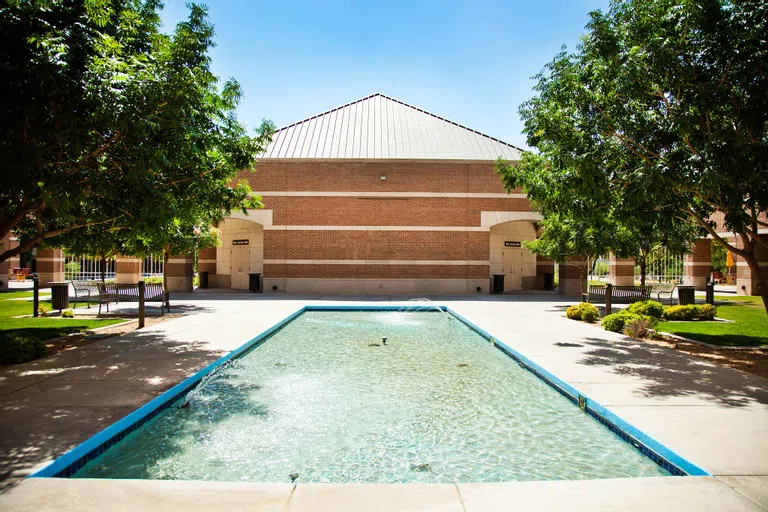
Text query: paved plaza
1 292 766 510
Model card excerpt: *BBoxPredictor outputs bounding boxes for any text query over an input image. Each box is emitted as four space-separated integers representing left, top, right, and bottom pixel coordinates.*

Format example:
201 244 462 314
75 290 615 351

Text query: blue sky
159 1 609 149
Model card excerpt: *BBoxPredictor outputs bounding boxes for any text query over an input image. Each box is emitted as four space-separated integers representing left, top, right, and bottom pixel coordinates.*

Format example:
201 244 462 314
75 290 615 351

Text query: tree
527 214 620 295
498 0 768 311
0 1 273 264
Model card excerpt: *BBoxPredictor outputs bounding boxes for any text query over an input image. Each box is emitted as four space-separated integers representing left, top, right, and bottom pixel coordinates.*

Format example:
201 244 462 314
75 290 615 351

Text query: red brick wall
229 160 532 288
241 160 520 194
262 196 530 227
264 231 489 261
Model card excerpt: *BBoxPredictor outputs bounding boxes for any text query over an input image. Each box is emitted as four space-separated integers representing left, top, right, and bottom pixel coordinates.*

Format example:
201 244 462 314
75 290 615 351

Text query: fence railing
64 254 163 281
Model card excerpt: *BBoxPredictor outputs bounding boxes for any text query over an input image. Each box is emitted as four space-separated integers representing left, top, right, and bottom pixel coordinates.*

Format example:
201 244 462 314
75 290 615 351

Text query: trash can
677 285 695 306
705 281 715 305
491 274 504 294
248 273 262 293
198 271 208 289
50 282 70 311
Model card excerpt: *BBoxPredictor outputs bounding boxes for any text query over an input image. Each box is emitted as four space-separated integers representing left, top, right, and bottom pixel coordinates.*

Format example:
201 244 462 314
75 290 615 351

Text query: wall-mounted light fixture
380 176 387 181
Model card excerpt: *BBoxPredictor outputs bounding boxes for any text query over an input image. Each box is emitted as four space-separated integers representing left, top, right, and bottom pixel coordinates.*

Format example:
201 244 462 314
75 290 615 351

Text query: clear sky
159 0 610 149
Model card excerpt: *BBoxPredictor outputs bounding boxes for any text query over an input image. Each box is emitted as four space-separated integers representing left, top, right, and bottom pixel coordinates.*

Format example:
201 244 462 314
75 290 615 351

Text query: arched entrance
217 218 264 290
489 220 537 292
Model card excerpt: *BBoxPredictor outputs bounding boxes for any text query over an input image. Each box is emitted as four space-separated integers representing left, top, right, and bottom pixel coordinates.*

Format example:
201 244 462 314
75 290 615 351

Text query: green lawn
0 290 123 342
656 295 768 347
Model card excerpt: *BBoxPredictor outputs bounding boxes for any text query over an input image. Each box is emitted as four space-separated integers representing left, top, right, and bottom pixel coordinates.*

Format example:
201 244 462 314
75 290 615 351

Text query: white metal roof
260 93 522 160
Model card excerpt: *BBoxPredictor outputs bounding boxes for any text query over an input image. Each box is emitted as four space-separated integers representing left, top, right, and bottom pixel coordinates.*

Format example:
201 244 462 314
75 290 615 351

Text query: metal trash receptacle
50 282 70 310
492 274 504 294
677 285 695 305
248 273 262 293
198 271 208 289
705 282 715 305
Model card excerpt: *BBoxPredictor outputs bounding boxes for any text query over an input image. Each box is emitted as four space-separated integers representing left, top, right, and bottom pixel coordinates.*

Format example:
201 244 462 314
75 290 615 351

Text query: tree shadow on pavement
577 336 768 408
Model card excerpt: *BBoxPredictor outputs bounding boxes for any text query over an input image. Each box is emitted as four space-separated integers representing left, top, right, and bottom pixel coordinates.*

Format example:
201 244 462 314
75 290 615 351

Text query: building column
36 248 64 287
0 234 19 291
559 257 586 296
115 255 142 284
535 255 555 290
684 239 711 290
735 234 768 296
165 254 194 292
609 254 635 286
198 247 217 288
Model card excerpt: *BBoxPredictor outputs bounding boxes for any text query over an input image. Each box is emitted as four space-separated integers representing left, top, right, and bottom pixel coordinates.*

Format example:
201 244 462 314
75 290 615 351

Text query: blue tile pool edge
445 307 710 478
28 304 710 480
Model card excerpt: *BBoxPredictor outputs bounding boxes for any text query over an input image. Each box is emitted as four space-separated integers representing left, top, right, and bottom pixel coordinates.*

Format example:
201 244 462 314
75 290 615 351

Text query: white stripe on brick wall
258 191 526 199
264 259 490 266
35 258 64 262
609 261 635 266
683 262 712 266
736 261 768 267
167 258 192 264
264 225 489 232
198 259 217 263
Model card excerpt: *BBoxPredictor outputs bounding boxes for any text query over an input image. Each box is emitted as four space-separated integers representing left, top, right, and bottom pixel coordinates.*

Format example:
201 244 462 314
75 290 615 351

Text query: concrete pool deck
1 293 766 510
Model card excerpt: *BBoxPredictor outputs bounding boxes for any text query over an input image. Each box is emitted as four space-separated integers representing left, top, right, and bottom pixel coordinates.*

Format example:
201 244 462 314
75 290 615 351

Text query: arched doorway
489 220 537 292
216 218 264 290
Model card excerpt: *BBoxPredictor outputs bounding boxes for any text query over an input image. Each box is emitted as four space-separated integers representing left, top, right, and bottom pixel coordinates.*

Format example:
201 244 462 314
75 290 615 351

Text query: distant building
199 93 556 294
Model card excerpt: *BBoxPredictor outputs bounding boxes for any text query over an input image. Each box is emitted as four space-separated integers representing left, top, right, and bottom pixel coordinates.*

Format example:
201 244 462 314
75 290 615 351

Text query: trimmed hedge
0 332 47 365
663 304 717 321
627 300 664 319
566 302 600 323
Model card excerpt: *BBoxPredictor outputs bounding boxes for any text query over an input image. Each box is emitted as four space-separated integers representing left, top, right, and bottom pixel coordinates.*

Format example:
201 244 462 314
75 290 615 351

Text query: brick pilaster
609 254 635 286
559 257 586 296
115 255 141 284
684 239 711 291
165 254 194 292
36 248 65 287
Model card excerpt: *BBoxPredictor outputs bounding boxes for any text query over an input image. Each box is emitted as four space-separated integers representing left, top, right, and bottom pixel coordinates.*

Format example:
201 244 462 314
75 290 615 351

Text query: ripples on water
75 311 669 483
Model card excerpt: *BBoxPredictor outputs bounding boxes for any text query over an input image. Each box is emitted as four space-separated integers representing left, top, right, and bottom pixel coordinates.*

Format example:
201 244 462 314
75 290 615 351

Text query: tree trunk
100 255 106 283
640 249 648 288
743 252 768 314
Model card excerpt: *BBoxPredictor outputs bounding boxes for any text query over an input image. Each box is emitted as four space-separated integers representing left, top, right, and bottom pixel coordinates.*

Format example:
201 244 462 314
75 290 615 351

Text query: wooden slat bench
587 285 652 305
96 283 168 315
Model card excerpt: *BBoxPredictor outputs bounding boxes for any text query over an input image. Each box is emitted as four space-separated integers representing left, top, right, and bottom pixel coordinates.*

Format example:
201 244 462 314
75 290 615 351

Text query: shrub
623 316 658 338
37 305 49 317
663 305 700 321
602 311 642 332
627 300 664 319
61 309 75 318
143 276 163 285
698 304 717 320
566 302 600 323
578 303 600 323
64 261 81 275
566 305 582 320
0 332 47 364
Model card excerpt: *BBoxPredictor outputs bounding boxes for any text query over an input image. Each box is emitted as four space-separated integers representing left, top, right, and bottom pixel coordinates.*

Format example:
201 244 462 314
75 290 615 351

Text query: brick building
198 93 556 294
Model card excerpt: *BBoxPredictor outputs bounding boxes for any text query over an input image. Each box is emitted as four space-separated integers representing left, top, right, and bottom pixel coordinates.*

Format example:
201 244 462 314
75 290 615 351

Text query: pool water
75 311 669 483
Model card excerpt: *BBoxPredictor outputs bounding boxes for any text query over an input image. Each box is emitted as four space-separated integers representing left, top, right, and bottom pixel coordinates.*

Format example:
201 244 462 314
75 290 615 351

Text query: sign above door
504 241 521 248
232 239 249 246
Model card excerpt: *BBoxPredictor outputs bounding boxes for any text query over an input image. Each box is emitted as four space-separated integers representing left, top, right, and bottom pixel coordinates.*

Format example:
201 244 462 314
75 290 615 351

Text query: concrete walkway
1 293 766 510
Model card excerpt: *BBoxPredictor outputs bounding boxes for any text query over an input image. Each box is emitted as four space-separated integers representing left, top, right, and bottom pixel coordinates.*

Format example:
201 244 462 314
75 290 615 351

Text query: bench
71 280 99 308
96 283 168 315
587 285 652 305
652 283 678 305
